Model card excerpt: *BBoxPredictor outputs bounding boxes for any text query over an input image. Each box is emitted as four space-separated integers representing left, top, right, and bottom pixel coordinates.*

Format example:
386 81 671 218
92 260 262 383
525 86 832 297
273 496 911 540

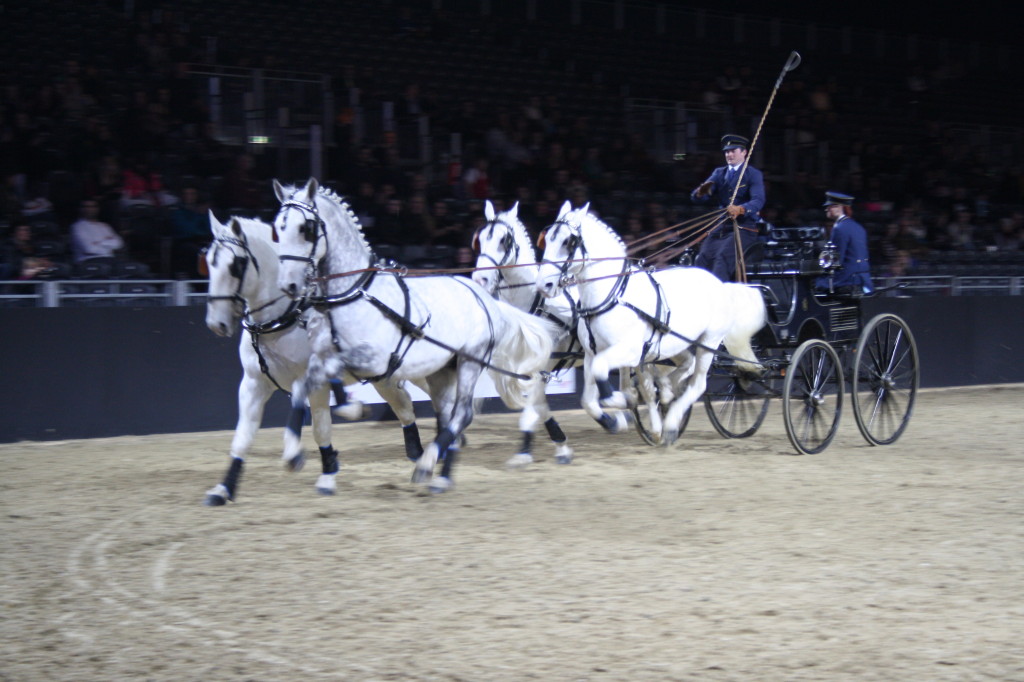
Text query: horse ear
581 202 591 215
484 200 495 221
209 209 225 234
471 227 481 253
537 228 547 251
557 200 572 220
509 201 519 218
303 177 319 200
272 179 287 203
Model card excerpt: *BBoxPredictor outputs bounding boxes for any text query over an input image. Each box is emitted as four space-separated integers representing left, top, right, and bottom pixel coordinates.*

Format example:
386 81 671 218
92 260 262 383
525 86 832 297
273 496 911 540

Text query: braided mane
313 184 373 253
576 208 627 256
500 210 538 261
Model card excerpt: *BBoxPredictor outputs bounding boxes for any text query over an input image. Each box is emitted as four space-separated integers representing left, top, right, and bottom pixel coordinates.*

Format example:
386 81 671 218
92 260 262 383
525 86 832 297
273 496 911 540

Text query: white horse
203 214 424 505
273 178 556 492
536 202 766 445
471 200 629 466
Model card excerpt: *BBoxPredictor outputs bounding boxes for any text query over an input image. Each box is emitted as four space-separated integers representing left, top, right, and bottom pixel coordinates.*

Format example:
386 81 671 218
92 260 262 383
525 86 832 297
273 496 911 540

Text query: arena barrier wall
1 296 1021 442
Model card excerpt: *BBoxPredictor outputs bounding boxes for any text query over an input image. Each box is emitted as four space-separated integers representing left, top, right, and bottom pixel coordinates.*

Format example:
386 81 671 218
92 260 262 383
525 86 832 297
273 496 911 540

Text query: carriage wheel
703 347 779 439
852 313 919 446
704 376 771 438
628 368 690 446
783 339 844 455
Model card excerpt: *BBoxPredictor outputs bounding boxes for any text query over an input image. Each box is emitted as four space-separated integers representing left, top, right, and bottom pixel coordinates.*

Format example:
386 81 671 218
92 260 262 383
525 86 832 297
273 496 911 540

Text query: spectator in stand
0 223 65 280
462 157 491 200
170 185 211 276
993 213 1022 251
120 158 177 208
426 198 464 248
221 153 261 211
70 198 125 263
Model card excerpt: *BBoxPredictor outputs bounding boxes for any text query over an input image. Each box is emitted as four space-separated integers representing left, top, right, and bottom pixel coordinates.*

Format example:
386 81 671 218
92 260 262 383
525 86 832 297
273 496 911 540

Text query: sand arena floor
2 384 1023 681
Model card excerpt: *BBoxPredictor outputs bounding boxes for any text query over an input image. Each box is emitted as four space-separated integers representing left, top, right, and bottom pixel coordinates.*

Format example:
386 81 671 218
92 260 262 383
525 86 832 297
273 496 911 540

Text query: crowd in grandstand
2 1 1022 283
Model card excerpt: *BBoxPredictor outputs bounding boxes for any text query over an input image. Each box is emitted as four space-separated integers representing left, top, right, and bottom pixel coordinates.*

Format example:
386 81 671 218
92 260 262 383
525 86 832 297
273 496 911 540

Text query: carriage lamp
818 241 839 271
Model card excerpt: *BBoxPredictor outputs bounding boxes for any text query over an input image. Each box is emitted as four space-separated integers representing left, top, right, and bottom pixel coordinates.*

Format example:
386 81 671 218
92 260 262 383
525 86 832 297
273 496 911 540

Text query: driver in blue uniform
690 134 766 281
815 191 874 295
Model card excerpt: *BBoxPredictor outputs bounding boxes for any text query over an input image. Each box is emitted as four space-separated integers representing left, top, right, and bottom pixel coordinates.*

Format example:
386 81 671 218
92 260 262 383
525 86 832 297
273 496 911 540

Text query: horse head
472 200 535 295
536 200 591 298
205 212 263 337
273 177 326 299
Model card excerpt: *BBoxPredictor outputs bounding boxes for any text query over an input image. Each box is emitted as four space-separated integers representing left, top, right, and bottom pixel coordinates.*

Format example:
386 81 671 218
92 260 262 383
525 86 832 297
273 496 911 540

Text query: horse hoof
506 453 534 468
599 391 628 410
429 477 453 494
411 467 431 485
315 474 337 495
662 429 679 447
332 401 366 421
203 484 231 506
285 451 305 473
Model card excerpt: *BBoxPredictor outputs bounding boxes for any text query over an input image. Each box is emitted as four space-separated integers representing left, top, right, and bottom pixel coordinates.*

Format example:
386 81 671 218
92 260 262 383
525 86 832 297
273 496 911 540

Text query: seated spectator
426 198 464 248
120 158 177 208
70 198 125 263
170 185 211 276
1 223 64 280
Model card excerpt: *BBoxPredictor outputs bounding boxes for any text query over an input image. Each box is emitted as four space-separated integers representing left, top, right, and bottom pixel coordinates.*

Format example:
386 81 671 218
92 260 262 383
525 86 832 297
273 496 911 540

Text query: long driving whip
729 50 802 281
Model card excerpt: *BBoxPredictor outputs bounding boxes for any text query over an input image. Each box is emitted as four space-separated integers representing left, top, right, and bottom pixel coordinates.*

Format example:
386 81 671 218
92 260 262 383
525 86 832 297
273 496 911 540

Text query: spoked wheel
628 368 690 446
703 351 779 438
783 339 844 455
852 313 919 446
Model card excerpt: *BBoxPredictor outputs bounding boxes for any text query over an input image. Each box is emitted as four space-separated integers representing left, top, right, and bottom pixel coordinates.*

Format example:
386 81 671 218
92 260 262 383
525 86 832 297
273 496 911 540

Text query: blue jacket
691 164 766 230
819 215 874 293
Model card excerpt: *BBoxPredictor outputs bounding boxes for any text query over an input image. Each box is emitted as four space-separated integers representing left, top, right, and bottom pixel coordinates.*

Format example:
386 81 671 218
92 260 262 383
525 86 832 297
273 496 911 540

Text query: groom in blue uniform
815 191 874 295
690 133 766 281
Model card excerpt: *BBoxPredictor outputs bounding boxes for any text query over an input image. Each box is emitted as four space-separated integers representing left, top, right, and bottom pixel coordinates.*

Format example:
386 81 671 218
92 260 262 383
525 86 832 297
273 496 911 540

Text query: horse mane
277 181 373 255
577 208 627 256
500 210 538 262
314 183 373 254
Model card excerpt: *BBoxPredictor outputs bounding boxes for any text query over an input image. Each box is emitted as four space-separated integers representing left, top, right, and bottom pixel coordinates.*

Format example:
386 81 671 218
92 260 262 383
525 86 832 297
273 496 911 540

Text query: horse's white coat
472 201 625 465
273 178 556 489
536 202 765 445
203 214 421 501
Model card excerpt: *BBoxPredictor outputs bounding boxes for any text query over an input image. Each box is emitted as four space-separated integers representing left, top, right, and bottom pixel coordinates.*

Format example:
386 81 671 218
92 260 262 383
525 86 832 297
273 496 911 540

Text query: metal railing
1 276 1021 308
0 280 209 308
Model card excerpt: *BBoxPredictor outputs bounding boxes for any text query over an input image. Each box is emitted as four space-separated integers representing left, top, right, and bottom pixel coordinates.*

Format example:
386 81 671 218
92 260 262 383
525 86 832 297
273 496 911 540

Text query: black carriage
631 225 920 455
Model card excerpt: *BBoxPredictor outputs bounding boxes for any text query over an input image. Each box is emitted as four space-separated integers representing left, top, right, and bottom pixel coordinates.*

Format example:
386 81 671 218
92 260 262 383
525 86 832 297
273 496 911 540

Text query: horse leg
662 349 716 446
204 375 273 506
541 394 573 465
282 357 329 472
506 381 544 468
581 355 628 434
592 343 643 410
329 377 365 421
433 364 484 493
308 386 339 495
410 369 454 485
373 379 424 462
413 365 477 493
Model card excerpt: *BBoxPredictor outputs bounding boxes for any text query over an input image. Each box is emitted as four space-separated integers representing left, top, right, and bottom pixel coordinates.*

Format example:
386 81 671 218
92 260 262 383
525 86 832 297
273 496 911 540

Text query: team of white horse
203 177 767 503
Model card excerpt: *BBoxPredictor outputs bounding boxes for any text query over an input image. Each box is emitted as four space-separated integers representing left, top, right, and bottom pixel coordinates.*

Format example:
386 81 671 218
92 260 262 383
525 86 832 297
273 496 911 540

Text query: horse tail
488 302 557 410
722 283 768 374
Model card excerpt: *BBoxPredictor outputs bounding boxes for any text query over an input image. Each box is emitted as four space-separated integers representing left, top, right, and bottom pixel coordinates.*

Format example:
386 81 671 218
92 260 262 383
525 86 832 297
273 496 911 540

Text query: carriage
630 224 920 455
